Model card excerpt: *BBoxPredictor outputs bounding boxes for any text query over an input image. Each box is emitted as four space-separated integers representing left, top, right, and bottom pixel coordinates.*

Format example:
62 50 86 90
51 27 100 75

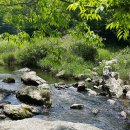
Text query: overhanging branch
0 0 39 6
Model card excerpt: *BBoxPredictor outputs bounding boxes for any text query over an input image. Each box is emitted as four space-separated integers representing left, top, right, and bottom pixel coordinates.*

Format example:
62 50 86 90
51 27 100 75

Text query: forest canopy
0 0 129 40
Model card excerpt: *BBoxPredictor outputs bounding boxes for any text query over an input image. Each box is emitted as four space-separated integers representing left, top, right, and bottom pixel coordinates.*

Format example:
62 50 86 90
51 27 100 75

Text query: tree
0 0 71 36
0 0 129 40
67 0 130 40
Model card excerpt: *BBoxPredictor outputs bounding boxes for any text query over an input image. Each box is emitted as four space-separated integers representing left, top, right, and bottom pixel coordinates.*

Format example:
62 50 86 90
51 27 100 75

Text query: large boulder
102 66 124 98
3 104 39 119
16 84 52 108
21 71 46 86
0 118 102 130
103 77 123 98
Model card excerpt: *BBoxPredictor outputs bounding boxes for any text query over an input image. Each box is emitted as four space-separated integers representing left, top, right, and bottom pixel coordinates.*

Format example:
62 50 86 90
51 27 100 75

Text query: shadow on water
0 66 130 130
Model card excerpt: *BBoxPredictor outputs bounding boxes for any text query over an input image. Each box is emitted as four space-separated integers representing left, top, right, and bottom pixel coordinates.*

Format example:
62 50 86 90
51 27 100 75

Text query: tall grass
0 33 129 80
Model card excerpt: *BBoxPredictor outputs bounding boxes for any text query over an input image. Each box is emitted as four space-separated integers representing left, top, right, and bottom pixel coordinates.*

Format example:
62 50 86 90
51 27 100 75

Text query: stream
0 66 130 130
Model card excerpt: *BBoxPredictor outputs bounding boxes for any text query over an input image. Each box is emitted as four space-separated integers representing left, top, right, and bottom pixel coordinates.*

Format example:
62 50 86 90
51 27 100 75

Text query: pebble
70 104 84 110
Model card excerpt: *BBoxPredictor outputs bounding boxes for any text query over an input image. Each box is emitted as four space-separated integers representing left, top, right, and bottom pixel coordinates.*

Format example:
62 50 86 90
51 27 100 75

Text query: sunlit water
0 66 130 130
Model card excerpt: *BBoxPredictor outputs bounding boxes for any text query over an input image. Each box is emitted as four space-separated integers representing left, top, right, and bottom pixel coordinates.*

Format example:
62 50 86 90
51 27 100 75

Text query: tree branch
0 0 39 6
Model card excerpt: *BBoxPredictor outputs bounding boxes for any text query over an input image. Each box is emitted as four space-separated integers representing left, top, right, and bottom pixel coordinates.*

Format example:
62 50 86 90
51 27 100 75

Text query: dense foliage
68 0 130 40
0 0 129 80
0 0 129 40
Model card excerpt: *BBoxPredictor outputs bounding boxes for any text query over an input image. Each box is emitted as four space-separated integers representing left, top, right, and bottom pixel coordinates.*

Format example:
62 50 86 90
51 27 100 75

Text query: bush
17 43 47 67
71 42 98 62
105 47 130 80
38 54 61 71
2 53 16 66
97 48 112 61
0 42 17 54
60 54 93 78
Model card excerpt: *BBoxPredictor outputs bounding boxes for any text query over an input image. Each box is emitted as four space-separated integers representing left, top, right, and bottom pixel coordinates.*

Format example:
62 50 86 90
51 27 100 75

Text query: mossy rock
2 77 15 83
4 104 39 120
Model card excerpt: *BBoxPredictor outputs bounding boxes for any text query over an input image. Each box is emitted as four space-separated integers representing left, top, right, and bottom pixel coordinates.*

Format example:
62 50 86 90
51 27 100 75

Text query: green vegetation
97 48 112 61
0 0 129 80
110 47 130 80
0 35 95 78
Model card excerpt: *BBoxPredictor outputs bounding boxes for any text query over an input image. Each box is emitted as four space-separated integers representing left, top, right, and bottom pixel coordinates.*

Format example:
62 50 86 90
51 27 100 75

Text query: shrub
105 47 130 80
0 42 17 54
38 54 61 72
2 53 16 66
17 43 47 67
97 48 112 61
71 42 98 62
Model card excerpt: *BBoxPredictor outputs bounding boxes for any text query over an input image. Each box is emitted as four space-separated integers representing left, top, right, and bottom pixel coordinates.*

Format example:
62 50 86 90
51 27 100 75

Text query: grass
97 48 113 61
97 47 130 81
111 47 130 80
0 34 130 81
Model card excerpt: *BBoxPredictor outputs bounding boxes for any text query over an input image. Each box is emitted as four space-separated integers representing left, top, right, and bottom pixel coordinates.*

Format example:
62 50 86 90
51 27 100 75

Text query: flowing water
0 66 130 130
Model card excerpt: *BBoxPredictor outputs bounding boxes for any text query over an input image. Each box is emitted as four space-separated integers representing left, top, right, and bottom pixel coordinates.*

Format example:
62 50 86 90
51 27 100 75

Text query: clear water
0 66 130 130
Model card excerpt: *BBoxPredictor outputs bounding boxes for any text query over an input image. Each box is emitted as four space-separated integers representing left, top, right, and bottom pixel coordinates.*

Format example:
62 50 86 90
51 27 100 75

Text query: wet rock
56 70 65 78
85 78 92 82
0 102 11 109
92 72 98 76
111 72 119 80
93 67 98 72
0 118 102 130
77 81 86 92
17 68 31 72
4 104 39 119
2 78 15 83
86 88 97 96
107 99 116 105
105 59 117 66
21 71 46 86
103 77 123 98
70 104 84 110
99 92 108 96
103 66 112 80
122 85 130 96
126 91 130 99
123 85 130 91
72 82 78 88
54 82 67 89
74 74 87 80
0 90 11 102
16 84 52 107
120 111 127 119
92 76 100 86
93 85 98 89
92 108 100 115
0 114 6 120
94 85 102 90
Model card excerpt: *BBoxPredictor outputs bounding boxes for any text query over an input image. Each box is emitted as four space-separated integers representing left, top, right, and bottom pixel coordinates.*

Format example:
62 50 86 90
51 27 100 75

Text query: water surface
0 66 130 130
